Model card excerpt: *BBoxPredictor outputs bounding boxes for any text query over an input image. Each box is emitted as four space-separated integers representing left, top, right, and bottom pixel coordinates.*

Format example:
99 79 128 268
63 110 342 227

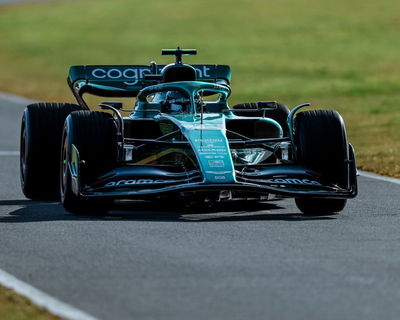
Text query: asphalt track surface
0 93 400 320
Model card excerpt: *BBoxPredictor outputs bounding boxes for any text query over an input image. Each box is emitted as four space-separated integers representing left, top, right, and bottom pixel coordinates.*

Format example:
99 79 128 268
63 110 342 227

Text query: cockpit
135 82 231 117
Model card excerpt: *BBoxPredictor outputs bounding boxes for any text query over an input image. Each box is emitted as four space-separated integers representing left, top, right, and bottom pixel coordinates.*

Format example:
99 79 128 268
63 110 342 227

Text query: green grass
0 0 400 176
0 285 62 320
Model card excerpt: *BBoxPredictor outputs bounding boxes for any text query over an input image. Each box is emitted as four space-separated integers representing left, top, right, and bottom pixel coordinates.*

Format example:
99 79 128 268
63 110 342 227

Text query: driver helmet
163 90 190 113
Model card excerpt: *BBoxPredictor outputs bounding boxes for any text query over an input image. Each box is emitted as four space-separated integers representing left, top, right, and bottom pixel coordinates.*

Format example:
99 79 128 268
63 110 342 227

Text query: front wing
73 163 357 200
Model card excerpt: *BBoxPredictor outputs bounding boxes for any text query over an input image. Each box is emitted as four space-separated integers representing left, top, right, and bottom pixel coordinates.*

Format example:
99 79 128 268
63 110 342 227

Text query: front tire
60 110 117 215
294 110 350 215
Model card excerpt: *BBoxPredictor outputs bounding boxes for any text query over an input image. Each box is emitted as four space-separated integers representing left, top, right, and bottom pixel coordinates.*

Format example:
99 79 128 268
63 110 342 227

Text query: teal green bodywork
159 113 236 183
133 81 283 184
68 60 284 185
63 52 357 200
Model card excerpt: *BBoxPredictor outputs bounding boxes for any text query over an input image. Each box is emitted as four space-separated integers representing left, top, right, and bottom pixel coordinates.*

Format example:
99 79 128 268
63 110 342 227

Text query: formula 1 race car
20 48 357 215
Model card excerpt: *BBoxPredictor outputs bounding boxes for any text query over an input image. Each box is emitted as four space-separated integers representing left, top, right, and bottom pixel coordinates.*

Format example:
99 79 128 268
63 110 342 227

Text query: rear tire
20 102 84 200
294 110 349 215
232 101 290 135
60 111 117 215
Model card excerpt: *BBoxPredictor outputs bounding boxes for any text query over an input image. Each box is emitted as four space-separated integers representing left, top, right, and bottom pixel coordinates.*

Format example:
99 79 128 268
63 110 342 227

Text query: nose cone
181 114 236 183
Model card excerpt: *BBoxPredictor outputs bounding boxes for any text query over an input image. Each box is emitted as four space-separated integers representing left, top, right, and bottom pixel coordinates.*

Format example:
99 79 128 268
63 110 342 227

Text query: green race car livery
20 48 357 215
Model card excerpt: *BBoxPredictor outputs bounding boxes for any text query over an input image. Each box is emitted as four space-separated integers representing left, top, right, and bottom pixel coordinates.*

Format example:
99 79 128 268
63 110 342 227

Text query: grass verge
0 0 399 176
0 285 62 320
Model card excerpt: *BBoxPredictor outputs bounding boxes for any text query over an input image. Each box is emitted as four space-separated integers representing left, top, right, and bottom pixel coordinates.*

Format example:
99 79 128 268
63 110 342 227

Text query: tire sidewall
20 110 30 194
60 117 76 205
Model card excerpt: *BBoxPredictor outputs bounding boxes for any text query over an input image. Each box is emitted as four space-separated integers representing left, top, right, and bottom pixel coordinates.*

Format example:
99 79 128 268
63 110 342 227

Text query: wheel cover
20 122 27 186
60 133 68 199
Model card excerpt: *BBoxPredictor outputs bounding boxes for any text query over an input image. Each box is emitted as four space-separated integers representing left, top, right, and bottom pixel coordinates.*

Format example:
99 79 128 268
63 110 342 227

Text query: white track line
0 151 19 156
358 170 400 185
0 269 99 320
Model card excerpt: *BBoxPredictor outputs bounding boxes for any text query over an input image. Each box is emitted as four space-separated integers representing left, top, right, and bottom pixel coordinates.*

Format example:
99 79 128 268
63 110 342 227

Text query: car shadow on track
0 199 337 223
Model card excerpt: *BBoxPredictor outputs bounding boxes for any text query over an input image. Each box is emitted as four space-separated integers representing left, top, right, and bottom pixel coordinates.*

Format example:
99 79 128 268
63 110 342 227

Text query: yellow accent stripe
135 148 189 165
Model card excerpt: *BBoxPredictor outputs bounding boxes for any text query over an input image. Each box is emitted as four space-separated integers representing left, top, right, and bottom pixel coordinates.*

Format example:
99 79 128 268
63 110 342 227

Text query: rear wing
68 64 231 103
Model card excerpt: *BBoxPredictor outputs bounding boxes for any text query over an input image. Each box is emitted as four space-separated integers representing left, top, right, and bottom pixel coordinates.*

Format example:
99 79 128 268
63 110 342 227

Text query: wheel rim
20 121 27 186
60 133 68 199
